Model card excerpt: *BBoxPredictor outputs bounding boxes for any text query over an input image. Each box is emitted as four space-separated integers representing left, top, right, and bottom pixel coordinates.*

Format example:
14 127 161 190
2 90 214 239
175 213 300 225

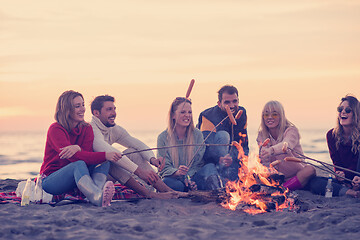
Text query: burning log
188 189 229 203
249 184 285 195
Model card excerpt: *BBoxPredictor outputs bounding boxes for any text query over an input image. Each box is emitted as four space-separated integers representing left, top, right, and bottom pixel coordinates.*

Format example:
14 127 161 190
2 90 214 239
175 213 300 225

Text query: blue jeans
203 130 240 181
163 163 218 192
42 161 110 195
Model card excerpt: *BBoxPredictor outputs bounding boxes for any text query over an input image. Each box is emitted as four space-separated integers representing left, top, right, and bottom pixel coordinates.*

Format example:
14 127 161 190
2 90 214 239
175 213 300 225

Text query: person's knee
303 165 316 178
73 160 87 169
163 178 185 192
215 131 230 144
202 163 218 176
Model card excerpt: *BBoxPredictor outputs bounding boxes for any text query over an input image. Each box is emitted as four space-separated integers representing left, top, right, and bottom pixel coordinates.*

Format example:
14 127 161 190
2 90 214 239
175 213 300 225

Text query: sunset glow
1 0 360 133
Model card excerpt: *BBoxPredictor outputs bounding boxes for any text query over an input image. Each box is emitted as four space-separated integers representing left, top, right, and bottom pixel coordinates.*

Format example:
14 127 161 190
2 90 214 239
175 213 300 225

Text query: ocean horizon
0 128 331 180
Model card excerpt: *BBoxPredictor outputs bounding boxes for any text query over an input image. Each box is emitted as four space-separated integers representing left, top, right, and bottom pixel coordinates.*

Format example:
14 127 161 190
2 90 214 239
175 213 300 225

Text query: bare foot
102 181 115 207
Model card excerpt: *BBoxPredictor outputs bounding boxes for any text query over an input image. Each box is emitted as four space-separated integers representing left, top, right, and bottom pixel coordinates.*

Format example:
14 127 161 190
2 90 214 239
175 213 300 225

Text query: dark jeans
203 130 240 181
163 163 218 192
304 176 349 196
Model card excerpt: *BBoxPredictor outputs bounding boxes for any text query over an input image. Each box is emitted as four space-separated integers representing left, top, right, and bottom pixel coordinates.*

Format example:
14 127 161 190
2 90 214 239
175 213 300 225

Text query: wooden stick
287 147 360 177
186 115 231 168
123 143 232 156
284 157 354 182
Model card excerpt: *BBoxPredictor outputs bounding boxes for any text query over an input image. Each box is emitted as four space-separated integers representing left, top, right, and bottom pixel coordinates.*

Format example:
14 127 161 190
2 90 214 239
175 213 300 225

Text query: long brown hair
55 90 86 132
333 94 360 153
258 100 295 141
167 97 194 167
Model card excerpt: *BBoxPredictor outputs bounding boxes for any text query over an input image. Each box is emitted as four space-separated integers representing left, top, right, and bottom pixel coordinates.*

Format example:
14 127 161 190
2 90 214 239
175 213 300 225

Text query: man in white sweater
90 95 177 198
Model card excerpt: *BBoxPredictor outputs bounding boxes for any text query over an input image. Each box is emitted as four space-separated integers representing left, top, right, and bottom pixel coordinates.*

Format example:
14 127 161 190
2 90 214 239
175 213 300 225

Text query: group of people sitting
39 85 360 207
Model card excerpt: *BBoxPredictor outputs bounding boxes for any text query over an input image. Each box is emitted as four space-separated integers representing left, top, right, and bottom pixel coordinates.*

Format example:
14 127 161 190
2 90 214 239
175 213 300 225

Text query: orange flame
222 140 294 214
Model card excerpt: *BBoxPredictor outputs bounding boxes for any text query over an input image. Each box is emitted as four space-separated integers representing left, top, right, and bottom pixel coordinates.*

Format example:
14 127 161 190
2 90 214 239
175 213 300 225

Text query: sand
1 178 360 240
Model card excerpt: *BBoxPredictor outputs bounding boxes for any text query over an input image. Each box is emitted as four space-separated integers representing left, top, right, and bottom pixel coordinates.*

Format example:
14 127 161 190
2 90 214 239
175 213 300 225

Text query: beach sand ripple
1 179 360 240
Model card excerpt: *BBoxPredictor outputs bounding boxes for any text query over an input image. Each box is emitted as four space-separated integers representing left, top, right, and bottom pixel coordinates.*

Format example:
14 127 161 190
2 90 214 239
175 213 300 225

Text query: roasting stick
122 143 233 156
186 106 241 168
263 141 352 182
277 142 359 182
285 146 360 178
283 157 354 183
269 158 350 182
262 140 334 174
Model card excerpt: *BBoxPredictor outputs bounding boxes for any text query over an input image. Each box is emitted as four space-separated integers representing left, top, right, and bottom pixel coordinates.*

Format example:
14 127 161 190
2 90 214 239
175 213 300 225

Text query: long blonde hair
167 97 195 167
55 90 86 132
258 100 295 141
333 94 360 153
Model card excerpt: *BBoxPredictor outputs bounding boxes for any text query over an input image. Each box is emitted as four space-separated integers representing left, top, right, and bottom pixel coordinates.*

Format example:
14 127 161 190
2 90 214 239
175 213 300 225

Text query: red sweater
40 122 106 177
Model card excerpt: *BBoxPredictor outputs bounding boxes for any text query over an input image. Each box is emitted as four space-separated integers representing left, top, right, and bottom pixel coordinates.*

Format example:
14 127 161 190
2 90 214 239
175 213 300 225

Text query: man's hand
219 154 233 167
134 167 160 185
150 157 165 172
335 171 345 182
59 145 81 159
352 176 360 190
105 152 122 163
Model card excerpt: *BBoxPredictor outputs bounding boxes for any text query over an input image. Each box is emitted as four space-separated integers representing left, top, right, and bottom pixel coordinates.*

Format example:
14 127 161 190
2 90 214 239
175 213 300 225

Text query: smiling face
263 109 280 130
94 101 117 127
218 92 239 114
69 95 85 125
173 102 192 127
338 100 353 127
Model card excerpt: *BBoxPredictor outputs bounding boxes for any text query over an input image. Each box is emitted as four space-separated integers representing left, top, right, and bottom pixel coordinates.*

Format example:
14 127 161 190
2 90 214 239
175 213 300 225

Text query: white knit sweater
91 116 155 173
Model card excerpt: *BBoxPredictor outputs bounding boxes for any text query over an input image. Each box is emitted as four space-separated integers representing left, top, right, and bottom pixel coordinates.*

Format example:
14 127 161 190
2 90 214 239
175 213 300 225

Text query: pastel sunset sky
1 0 360 134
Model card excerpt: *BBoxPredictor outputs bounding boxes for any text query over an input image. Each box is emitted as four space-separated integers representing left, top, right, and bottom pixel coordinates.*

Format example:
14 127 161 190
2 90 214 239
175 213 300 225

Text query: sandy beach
1 179 360 240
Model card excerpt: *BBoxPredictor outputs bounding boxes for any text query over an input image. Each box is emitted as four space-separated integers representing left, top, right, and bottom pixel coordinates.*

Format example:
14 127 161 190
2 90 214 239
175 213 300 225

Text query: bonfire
219 141 295 214
189 140 296 215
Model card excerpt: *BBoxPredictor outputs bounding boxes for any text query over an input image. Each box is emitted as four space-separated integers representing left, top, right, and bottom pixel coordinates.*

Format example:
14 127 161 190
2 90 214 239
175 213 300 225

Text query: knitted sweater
91 116 155 173
40 122 106 177
157 128 205 178
256 126 305 180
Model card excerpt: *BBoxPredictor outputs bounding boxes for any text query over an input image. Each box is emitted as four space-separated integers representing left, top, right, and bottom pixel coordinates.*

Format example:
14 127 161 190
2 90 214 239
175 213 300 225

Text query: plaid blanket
0 184 144 205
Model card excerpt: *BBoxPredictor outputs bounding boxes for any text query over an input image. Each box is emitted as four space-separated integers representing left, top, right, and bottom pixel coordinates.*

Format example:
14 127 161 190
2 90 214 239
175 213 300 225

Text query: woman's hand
335 171 345 182
106 152 122 162
173 165 189 177
260 147 274 159
59 145 81 159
